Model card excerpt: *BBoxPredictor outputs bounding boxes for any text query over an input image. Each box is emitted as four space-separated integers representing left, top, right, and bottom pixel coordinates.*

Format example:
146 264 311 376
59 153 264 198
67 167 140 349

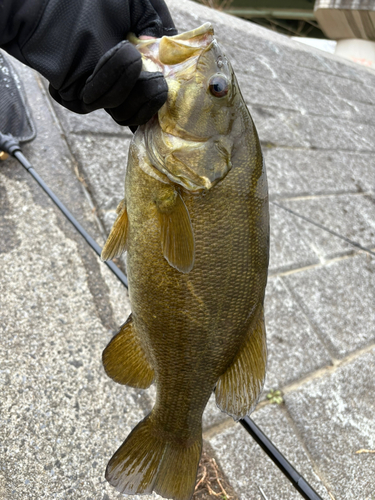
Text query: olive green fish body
102 23 269 500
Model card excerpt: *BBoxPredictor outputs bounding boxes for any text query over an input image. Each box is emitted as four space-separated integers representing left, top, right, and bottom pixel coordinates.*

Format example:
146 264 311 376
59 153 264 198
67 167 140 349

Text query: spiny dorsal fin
155 190 195 274
102 315 154 389
101 199 128 261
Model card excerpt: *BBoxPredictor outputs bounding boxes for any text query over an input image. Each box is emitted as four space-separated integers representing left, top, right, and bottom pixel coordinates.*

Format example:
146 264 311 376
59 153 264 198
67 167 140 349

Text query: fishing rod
0 131 323 500
0 133 128 287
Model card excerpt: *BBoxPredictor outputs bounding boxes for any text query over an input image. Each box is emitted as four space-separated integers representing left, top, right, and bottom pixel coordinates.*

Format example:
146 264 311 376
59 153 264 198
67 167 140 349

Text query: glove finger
107 71 168 126
82 41 142 110
130 0 176 38
49 84 88 114
146 0 177 36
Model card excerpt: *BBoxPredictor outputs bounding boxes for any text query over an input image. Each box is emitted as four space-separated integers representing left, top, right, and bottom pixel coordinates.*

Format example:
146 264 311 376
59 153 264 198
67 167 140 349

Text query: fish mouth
129 23 215 76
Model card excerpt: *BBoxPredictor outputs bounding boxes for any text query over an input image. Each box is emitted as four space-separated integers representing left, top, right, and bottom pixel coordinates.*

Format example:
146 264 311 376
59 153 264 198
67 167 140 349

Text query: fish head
133 24 240 192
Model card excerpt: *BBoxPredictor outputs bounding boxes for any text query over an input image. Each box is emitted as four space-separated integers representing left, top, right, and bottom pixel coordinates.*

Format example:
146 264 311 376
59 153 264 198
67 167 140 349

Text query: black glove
0 0 177 126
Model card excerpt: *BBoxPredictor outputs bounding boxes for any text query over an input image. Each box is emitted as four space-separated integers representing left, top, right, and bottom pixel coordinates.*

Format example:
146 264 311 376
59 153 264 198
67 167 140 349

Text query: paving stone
268 202 353 275
269 62 375 119
209 404 331 500
0 176 156 500
236 73 298 112
339 97 375 127
284 84 357 119
265 148 375 197
269 202 319 274
283 254 375 358
7 60 101 242
49 100 130 138
285 348 375 499
264 278 332 391
282 193 375 251
263 147 309 197
68 135 131 233
250 108 310 149
287 114 375 152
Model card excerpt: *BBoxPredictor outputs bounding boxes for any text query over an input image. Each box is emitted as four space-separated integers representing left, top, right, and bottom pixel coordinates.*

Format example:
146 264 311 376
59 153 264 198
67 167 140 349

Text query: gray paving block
285 348 375 499
269 202 319 274
268 202 353 275
265 149 375 197
336 97 375 127
282 194 375 251
49 98 131 138
283 254 375 358
284 84 357 119
0 176 156 500
264 278 332 391
280 44 372 85
287 114 375 152
250 108 310 149
7 61 101 242
236 73 298 112
263 147 309 197
330 75 375 106
209 404 331 500
68 135 131 233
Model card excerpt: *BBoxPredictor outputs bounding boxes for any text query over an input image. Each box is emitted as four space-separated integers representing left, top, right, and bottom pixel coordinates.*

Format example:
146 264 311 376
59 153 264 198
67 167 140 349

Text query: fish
101 22 269 500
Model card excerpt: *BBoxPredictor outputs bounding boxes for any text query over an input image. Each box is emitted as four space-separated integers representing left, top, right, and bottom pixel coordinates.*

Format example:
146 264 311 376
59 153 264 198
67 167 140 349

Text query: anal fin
215 307 267 420
101 199 128 261
102 315 154 389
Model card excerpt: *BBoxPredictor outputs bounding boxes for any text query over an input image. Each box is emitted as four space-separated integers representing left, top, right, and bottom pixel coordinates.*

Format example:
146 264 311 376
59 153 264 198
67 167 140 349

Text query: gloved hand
1 0 177 126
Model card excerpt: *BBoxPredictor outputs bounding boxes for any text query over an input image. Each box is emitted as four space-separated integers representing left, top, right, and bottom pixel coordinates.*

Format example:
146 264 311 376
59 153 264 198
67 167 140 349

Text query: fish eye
208 75 229 98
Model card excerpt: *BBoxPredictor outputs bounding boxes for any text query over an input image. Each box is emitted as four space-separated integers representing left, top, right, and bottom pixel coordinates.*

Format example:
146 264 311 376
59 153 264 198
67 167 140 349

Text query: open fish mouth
129 23 215 75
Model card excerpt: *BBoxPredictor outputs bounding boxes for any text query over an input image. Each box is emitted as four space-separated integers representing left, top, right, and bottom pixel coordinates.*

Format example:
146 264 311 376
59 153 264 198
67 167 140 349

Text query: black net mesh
0 50 36 143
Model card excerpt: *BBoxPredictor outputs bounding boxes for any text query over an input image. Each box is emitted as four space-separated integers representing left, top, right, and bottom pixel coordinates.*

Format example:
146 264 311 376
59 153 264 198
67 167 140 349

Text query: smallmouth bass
101 23 269 500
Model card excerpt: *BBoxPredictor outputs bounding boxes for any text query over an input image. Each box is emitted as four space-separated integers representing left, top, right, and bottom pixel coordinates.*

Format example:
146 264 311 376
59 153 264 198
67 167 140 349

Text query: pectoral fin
155 189 195 274
101 199 128 261
215 307 267 420
103 314 154 389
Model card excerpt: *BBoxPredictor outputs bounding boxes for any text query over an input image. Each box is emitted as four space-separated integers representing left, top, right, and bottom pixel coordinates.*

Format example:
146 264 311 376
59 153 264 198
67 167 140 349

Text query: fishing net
0 49 36 143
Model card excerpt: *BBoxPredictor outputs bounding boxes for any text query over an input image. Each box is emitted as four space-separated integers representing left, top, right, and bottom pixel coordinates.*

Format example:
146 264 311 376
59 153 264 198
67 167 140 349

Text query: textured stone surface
283 254 375 358
269 203 320 274
265 148 375 198
67 134 131 233
0 176 155 500
285 348 375 499
210 404 331 500
269 201 355 275
51 105 130 137
282 193 375 251
264 278 332 391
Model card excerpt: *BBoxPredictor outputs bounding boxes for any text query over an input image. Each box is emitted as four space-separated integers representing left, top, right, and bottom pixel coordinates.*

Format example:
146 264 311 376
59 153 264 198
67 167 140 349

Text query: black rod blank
240 417 322 500
1 132 322 500
19 152 128 288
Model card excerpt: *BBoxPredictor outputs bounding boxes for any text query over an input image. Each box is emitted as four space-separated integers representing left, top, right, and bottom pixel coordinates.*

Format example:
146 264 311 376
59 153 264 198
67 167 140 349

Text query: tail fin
106 414 202 500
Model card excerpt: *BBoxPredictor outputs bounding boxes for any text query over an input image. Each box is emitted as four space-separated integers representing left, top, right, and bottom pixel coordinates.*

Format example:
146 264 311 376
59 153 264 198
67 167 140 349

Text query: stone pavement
1 0 374 499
